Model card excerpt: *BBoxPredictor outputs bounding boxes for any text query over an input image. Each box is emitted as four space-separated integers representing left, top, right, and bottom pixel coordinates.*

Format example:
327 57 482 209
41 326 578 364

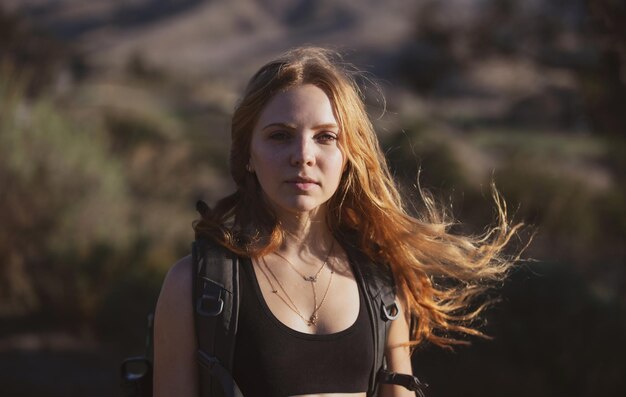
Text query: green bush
0 76 135 321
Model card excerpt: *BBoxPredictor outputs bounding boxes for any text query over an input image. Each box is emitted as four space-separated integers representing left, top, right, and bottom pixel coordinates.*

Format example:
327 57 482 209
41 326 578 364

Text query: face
249 84 345 218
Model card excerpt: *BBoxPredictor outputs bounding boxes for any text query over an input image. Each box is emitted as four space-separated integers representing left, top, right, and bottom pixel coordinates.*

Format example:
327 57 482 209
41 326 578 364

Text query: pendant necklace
257 241 335 326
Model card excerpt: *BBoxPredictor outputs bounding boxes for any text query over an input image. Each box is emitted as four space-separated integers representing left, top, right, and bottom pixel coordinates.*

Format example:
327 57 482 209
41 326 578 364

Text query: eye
268 130 291 141
316 132 338 143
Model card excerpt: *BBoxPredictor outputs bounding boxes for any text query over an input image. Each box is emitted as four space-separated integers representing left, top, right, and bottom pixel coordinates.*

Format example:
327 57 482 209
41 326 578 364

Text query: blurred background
0 0 624 396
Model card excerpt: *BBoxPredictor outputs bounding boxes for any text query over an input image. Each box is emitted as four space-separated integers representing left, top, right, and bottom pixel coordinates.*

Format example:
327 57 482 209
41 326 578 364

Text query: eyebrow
261 122 339 131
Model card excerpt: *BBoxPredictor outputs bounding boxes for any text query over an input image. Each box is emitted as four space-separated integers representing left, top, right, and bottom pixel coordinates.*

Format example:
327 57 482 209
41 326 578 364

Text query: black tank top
232 257 373 397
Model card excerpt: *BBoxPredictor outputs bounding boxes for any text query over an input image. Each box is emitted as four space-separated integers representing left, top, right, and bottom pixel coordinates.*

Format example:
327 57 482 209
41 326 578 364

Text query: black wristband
377 369 428 396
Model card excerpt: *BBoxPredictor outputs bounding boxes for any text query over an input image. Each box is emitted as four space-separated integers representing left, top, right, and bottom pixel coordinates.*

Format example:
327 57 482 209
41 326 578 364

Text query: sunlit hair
194 47 526 348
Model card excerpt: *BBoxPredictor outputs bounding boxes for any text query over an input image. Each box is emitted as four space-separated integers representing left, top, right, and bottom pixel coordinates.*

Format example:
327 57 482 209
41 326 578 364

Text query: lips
286 176 318 184
286 176 319 191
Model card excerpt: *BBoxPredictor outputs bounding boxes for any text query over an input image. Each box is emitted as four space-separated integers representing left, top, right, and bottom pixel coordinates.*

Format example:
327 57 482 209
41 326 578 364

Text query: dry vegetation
0 1 625 396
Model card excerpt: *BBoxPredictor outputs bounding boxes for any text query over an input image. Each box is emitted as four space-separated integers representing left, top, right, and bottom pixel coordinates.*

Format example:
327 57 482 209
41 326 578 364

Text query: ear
246 159 255 173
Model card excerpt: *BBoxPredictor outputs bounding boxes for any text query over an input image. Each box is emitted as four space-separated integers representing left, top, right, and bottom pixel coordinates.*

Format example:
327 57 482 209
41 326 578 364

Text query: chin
275 197 327 217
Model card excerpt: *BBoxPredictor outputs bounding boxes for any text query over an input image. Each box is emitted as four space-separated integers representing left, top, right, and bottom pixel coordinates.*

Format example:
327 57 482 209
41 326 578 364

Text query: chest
232 259 374 396
251 256 361 334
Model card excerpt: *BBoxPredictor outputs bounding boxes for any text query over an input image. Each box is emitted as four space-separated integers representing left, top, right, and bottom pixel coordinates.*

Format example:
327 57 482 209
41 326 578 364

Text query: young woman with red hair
154 47 522 397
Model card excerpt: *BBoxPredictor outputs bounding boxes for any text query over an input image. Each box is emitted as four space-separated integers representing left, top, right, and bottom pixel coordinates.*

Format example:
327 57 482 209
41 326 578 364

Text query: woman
154 47 522 397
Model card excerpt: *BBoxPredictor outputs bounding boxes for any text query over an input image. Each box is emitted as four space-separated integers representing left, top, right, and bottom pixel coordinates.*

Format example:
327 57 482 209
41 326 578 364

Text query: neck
275 208 334 259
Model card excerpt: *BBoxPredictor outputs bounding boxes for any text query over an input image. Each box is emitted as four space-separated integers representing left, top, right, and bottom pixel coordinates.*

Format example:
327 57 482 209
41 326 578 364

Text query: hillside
1 2 625 396
0 0 417 81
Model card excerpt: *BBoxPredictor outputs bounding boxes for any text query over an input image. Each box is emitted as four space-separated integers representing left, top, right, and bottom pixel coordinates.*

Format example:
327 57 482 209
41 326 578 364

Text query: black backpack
121 237 427 397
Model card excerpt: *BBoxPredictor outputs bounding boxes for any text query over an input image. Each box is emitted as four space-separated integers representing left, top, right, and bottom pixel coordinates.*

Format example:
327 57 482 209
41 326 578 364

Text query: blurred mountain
0 0 418 82
1 2 625 396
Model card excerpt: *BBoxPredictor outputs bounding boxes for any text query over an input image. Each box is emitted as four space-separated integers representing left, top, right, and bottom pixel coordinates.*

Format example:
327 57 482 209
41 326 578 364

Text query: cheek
324 150 346 188
252 146 279 169
249 137 273 170
250 146 283 190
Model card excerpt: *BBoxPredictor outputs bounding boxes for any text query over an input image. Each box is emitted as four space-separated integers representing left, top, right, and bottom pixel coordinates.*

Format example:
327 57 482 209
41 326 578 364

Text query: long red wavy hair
194 47 526 348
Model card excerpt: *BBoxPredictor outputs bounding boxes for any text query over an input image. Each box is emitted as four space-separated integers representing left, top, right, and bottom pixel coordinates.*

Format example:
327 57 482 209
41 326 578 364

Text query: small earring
246 163 253 173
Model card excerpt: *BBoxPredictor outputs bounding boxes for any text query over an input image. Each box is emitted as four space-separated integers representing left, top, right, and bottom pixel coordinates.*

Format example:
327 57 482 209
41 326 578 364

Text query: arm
379 296 417 397
153 255 198 397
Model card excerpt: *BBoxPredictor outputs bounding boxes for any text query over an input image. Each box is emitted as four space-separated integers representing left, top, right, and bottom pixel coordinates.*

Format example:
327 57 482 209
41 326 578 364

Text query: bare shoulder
386 294 411 349
154 254 194 342
158 255 193 303
163 255 192 288
153 255 197 397
380 295 415 397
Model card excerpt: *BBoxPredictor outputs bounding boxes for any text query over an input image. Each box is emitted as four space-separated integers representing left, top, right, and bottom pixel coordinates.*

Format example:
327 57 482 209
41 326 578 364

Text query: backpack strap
343 243 398 397
192 237 243 397
190 228 425 397
345 240 427 397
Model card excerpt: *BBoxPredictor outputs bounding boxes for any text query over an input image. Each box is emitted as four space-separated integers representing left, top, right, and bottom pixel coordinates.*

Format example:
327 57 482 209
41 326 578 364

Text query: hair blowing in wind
194 47 529 349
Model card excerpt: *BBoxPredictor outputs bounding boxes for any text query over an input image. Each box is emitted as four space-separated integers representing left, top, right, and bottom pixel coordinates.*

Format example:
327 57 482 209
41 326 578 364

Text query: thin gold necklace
273 240 335 283
258 256 334 326
272 241 334 325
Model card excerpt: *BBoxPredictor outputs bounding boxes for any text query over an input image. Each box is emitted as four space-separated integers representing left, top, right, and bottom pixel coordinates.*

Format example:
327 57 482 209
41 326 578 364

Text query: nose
290 134 315 167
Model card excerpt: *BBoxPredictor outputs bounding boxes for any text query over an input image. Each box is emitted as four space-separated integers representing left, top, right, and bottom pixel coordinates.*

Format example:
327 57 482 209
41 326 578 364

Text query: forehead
255 84 338 128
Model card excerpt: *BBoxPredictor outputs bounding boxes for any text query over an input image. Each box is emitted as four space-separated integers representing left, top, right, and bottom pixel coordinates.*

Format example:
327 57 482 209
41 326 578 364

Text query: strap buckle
120 356 152 381
381 301 400 320
197 349 220 370
406 375 428 397
196 292 224 317
196 277 226 317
